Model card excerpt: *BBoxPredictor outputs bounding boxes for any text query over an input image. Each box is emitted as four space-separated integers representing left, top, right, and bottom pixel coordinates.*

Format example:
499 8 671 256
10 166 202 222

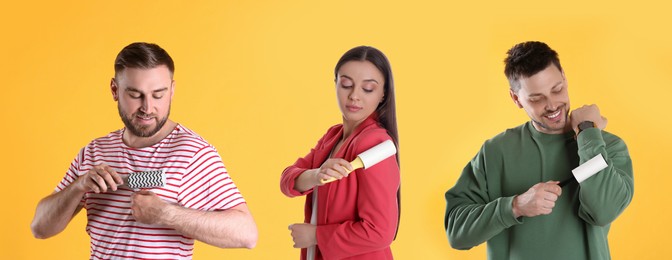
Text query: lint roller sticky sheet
320 140 397 184
559 154 608 187
124 170 166 189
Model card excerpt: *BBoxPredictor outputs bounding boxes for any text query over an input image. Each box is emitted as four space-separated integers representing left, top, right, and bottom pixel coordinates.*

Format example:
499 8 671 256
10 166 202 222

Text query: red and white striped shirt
56 124 245 259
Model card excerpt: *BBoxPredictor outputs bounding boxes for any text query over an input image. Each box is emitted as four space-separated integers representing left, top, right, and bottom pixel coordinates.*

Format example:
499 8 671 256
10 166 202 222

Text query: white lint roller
560 154 608 187
124 170 166 189
320 139 397 184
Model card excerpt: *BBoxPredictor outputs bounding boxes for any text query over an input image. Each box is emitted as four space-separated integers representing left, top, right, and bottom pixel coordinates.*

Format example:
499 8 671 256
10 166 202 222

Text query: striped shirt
56 124 245 259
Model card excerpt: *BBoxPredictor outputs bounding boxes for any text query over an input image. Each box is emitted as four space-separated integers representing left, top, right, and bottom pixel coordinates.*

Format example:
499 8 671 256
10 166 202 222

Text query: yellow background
2 1 668 259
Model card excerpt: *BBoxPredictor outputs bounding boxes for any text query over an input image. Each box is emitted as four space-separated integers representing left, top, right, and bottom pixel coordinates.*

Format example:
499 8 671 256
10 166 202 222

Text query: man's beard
118 103 170 137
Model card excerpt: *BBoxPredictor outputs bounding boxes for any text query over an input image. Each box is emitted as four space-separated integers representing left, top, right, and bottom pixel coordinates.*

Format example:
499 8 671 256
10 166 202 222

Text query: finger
336 166 350 177
339 164 353 175
538 203 553 214
337 159 354 172
102 165 123 185
544 194 558 202
95 166 118 191
545 180 560 185
543 200 556 209
319 169 338 180
288 224 294 230
324 168 346 179
90 169 108 193
543 183 561 195
88 180 101 193
99 166 118 191
542 208 552 215
330 163 350 177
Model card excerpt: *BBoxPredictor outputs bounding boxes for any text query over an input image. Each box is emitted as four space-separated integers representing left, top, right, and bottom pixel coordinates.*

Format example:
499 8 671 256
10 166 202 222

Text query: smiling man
31 42 257 259
444 41 634 259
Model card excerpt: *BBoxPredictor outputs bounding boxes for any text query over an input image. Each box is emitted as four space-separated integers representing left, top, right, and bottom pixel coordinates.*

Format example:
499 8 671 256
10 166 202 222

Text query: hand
512 181 562 218
131 190 170 225
74 164 123 193
570 104 608 133
314 158 353 185
288 223 317 248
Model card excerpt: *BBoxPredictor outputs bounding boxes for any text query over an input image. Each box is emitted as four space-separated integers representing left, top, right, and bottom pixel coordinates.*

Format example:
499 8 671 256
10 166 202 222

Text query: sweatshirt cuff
499 196 523 227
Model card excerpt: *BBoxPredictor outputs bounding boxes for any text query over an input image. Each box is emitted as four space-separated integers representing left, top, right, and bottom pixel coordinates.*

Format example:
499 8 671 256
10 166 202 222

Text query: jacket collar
330 113 379 156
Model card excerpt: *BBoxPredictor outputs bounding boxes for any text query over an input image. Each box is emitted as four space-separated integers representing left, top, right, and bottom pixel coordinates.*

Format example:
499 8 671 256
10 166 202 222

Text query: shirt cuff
499 196 523 227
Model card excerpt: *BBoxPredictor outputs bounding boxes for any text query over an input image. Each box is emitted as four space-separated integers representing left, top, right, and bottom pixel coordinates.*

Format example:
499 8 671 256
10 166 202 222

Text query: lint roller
320 140 397 184
124 170 166 189
559 154 608 187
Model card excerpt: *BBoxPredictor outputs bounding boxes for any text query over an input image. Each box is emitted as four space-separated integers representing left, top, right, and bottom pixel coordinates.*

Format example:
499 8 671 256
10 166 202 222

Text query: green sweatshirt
444 122 634 260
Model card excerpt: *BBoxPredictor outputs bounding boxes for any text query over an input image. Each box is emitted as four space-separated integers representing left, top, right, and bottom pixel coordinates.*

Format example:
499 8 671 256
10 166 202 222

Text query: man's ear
509 89 523 108
111 78 119 101
170 80 176 99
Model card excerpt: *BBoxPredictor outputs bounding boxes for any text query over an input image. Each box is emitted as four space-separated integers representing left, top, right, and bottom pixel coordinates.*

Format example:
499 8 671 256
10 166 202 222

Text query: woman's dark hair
335 46 401 238
334 46 399 155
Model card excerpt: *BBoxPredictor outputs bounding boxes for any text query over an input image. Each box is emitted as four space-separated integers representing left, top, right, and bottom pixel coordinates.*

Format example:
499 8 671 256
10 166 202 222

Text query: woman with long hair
281 46 401 260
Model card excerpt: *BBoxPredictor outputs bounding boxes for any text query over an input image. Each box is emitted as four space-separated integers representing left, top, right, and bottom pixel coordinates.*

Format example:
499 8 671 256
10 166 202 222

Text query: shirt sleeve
315 133 400 259
178 145 245 211
575 128 634 226
55 147 85 192
54 147 86 205
444 145 522 250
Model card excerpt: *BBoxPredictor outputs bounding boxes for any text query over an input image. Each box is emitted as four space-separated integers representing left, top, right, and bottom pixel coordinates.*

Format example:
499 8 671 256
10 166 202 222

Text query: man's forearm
161 203 258 249
31 185 85 239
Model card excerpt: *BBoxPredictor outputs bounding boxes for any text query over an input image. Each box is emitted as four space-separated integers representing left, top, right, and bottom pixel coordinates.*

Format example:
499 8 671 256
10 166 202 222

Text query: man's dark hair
504 41 562 92
114 42 174 77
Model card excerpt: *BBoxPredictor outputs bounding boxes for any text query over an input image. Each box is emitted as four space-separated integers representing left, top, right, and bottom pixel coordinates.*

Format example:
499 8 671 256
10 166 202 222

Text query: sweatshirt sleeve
575 128 634 226
444 145 522 250
315 133 400 259
280 130 330 198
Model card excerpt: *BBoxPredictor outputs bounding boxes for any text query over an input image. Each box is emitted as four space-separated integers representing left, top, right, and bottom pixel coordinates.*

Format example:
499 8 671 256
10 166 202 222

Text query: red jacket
281 116 400 260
